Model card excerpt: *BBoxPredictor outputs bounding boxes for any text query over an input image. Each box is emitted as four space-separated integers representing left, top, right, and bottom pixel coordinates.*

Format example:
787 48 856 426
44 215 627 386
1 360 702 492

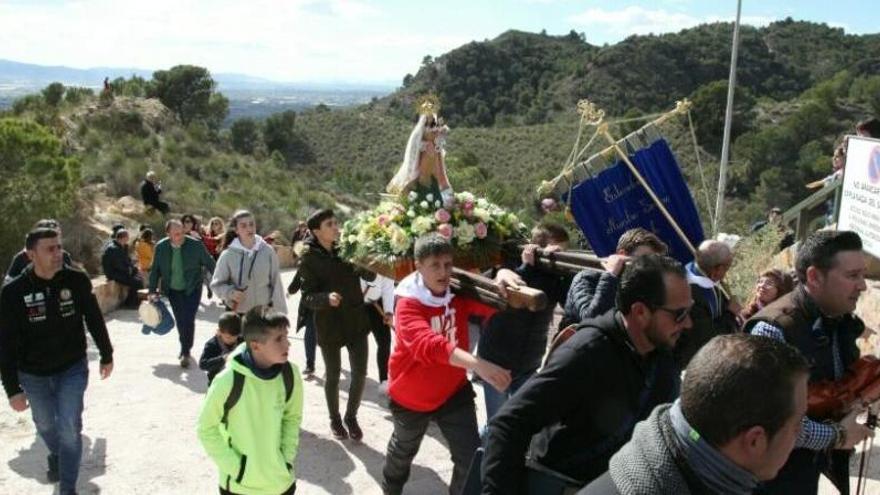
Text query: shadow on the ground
346 438 447 495
8 434 107 494
152 363 207 394
296 427 446 495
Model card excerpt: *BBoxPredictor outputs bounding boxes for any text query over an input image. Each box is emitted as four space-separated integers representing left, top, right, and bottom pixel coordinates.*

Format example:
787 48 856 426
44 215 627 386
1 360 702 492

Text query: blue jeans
18 358 89 495
168 288 202 356
303 317 317 370
483 369 535 424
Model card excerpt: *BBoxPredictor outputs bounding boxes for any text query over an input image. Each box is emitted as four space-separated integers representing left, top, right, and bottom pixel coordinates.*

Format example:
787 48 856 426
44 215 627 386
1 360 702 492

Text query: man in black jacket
5 219 74 285
478 222 572 423
101 228 142 308
481 255 691 494
580 334 809 495
140 170 169 214
560 228 668 329
0 227 114 495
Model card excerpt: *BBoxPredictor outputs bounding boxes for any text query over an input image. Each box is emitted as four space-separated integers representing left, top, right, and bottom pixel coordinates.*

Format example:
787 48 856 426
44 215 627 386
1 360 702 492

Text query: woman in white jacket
210 210 288 314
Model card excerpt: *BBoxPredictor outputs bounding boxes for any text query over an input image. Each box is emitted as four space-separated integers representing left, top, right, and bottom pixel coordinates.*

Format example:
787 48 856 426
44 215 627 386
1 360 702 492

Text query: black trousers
320 334 368 420
365 303 391 382
382 384 480 495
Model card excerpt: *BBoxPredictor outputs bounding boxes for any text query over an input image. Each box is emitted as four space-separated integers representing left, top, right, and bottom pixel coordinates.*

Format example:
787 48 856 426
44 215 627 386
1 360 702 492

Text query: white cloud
568 6 774 38
0 0 464 83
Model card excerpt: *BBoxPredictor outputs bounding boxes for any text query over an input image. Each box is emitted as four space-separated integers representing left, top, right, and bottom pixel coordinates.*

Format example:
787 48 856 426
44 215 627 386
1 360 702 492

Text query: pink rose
434 208 451 223
437 223 453 239
377 214 390 226
475 222 488 239
463 200 475 211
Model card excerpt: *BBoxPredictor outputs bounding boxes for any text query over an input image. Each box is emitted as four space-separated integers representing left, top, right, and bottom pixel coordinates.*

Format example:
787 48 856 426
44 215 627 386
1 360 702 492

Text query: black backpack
221 362 295 425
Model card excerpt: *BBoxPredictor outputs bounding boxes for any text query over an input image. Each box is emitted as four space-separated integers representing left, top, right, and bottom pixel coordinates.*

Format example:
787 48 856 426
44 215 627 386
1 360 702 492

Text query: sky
0 0 875 84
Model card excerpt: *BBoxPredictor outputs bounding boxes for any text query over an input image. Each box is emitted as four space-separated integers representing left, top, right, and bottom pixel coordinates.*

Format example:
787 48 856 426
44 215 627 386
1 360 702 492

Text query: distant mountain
0 58 396 92
382 19 880 126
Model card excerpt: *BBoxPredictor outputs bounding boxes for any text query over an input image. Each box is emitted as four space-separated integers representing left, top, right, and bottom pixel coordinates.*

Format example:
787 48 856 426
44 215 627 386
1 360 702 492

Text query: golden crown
415 94 441 116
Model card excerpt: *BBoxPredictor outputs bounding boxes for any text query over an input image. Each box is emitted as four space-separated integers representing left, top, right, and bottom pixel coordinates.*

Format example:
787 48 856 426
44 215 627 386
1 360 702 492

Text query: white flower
456 222 476 245
473 207 491 223
426 193 434 201
458 192 475 203
434 200 441 207
347 235 357 243
408 191 418 201
407 209 416 218
476 198 489 208
411 216 434 235
420 201 429 209
389 225 412 254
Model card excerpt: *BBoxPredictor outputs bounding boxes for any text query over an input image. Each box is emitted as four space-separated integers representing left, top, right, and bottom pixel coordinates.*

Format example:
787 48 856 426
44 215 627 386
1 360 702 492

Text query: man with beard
481 255 691 494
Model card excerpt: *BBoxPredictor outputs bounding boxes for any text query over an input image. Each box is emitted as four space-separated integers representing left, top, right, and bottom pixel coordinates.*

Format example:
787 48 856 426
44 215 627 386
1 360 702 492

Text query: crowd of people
0 201 874 495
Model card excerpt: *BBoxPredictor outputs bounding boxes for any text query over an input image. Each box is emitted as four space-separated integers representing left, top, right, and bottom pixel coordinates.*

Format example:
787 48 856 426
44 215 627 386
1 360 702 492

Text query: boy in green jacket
198 308 303 495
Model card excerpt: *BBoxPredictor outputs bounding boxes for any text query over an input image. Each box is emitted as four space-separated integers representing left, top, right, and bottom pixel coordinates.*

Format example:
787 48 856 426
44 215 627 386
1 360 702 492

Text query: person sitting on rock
101 227 143 309
140 171 169 215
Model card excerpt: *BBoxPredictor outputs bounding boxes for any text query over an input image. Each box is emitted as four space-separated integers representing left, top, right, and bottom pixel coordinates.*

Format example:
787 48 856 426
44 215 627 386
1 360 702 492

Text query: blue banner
566 138 704 263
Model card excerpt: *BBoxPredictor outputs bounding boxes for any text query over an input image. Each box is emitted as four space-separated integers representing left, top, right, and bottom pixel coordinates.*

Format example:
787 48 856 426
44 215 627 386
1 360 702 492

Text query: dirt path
1 269 468 494
1 268 878 494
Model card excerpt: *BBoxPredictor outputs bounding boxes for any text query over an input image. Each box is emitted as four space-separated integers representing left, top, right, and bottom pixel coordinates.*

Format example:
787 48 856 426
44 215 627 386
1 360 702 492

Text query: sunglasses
652 304 693 323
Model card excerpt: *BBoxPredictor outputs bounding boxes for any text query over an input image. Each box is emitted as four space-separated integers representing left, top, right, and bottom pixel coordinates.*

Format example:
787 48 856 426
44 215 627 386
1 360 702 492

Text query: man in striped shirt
745 230 871 494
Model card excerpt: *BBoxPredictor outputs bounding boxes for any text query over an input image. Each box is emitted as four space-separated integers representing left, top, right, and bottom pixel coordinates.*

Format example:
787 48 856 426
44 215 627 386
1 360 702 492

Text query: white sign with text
839 135 880 258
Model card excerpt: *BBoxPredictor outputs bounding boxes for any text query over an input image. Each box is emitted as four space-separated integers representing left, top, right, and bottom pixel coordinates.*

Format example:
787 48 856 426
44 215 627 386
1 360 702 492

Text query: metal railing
780 175 843 244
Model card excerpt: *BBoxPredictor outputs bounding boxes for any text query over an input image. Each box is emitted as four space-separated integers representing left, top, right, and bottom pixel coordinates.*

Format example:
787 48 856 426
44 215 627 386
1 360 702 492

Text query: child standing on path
198 312 244 386
198 308 303 495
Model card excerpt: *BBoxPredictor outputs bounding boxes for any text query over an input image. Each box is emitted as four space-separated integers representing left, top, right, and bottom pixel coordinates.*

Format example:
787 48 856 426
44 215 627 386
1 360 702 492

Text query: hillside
383 19 880 126
2 19 878 266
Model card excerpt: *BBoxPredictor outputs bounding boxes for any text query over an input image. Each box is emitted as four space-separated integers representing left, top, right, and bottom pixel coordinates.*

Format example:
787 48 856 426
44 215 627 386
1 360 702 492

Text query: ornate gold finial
576 99 605 126
415 94 441 116
675 98 692 114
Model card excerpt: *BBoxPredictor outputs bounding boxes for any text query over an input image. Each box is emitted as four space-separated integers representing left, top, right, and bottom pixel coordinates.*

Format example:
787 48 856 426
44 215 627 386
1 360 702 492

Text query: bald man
673 240 740 368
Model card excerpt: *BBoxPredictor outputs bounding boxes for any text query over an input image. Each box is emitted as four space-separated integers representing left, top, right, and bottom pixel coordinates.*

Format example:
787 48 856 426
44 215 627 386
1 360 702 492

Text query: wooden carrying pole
452 268 547 312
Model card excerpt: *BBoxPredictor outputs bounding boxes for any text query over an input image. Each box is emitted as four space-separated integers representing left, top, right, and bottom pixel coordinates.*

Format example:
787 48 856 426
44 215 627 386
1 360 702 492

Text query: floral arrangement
340 190 527 273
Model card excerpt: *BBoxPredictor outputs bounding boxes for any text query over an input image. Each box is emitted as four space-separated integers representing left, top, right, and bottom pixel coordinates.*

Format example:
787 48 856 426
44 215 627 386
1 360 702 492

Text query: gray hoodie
210 235 288 314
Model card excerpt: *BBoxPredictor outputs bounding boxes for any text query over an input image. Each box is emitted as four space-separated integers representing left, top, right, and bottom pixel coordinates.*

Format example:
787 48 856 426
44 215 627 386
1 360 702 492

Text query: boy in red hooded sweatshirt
382 233 517 495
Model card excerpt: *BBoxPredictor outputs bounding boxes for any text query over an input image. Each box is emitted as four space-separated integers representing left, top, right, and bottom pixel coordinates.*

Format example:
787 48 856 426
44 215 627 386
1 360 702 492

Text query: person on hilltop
1 227 114 495
211 210 287 316
148 219 216 368
140 171 169 215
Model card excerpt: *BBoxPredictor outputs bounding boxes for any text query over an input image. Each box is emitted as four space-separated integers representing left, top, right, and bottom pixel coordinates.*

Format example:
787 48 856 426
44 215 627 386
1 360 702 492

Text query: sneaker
344 415 363 442
179 354 192 368
378 380 389 397
47 454 59 483
303 366 315 377
330 416 348 440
